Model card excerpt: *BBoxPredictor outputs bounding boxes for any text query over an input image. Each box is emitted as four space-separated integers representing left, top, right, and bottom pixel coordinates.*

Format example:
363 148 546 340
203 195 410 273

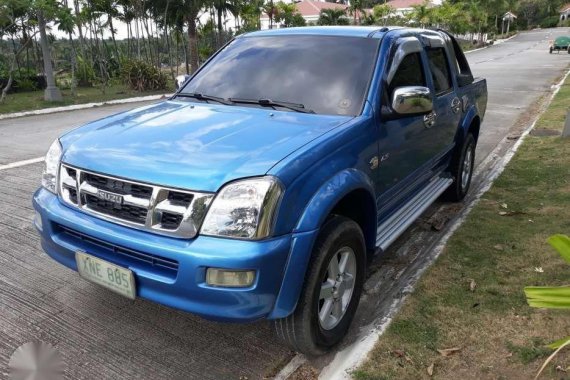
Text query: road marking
0 157 44 171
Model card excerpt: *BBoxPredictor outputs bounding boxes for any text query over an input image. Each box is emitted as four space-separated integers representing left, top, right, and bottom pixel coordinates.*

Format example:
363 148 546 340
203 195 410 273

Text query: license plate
76 251 136 299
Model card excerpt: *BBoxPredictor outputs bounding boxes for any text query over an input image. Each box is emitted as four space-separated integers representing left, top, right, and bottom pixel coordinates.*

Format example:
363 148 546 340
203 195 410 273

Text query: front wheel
273 216 366 356
444 133 476 202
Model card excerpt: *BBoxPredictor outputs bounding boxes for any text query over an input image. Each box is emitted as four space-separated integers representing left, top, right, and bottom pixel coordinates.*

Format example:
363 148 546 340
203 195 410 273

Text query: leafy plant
524 234 570 379
76 55 96 87
121 60 168 92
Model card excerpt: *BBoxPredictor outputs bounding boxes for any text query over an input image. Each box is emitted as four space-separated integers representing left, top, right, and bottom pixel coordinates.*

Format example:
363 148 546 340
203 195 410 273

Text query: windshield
180 35 379 116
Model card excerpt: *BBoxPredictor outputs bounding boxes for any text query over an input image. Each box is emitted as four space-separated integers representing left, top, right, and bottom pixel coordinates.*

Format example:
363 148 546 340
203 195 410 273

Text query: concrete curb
465 33 518 54
315 67 570 380
0 93 171 121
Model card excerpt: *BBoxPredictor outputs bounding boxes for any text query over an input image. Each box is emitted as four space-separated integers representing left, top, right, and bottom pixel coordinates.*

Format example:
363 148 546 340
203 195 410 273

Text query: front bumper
33 188 294 322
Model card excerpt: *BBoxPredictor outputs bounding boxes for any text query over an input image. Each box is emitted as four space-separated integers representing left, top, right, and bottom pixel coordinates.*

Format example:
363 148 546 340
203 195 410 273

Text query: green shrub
120 60 168 92
76 55 96 87
539 16 560 28
14 78 37 92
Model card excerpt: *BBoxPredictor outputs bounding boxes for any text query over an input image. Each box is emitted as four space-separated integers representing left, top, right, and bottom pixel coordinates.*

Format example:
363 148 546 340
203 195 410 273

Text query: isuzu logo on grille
97 189 123 204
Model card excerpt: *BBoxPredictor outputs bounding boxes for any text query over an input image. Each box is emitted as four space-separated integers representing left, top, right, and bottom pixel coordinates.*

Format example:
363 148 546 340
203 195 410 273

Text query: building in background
560 3 570 22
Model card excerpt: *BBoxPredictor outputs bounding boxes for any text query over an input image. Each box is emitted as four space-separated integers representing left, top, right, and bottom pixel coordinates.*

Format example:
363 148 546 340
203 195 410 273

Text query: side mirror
175 75 191 90
391 86 433 115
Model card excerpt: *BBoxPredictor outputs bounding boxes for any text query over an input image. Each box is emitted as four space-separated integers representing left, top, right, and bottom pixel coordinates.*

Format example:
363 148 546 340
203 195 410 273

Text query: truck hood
61 100 351 192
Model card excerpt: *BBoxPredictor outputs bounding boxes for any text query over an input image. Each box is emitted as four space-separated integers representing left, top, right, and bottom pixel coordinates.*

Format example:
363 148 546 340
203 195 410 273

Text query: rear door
422 39 462 163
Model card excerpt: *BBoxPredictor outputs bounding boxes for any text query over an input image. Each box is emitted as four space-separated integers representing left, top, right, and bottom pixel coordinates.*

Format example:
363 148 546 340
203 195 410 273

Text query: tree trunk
164 0 175 81
217 8 223 40
68 33 77 97
187 16 199 72
109 17 120 65
0 36 35 103
73 0 87 60
38 11 62 101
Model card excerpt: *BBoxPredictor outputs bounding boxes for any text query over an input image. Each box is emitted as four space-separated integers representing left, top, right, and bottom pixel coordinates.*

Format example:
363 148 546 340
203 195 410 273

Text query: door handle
423 111 437 128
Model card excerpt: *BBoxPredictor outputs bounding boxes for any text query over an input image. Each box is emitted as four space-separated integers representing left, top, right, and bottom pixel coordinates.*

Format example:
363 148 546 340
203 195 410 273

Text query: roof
243 26 393 39
560 3 570 12
386 0 432 9
295 0 348 17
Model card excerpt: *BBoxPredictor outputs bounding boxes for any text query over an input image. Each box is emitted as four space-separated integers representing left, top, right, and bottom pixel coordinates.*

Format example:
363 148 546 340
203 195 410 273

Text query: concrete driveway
0 28 568 379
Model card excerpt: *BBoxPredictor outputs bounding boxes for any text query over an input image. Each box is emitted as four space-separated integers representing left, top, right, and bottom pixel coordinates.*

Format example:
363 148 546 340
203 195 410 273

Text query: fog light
34 212 43 232
206 268 255 287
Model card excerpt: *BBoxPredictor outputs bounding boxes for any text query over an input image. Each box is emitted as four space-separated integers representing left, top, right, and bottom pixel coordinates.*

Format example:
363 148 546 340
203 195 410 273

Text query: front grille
84 194 148 224
57 224 179 277
58 164 214 238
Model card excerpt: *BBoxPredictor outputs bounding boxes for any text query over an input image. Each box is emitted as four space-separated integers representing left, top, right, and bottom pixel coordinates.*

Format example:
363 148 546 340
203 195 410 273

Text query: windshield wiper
175 92 234 105
229 98 315 114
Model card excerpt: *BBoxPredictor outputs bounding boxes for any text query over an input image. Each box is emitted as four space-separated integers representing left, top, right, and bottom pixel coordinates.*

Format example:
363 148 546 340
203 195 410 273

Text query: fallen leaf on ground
493 244 505 251
430 217 449 231
505 352 513 358
437 347 462 357
392 350 405 358
498 211 527 216
469 279 476 292
534 267 544 273
427 363 434 376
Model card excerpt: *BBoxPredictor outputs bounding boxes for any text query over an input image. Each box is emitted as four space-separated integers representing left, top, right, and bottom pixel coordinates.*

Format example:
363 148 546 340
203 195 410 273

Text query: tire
443 133 476 202
273 215 366 356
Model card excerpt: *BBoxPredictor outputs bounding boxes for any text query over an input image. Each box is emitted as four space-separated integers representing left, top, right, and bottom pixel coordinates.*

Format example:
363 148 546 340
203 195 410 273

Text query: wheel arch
457 106 481 144
268 168 377 319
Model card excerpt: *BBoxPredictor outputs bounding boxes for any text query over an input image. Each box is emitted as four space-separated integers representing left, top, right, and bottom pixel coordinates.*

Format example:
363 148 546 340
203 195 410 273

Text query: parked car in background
549 36 570 53
33 26 487 355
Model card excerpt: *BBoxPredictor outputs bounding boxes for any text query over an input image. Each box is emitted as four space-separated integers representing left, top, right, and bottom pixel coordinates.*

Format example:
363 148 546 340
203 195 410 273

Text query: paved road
0 28 568 379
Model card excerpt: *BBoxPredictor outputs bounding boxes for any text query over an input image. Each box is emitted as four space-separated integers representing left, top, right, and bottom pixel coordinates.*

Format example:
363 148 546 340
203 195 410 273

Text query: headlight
42 139 62 194
200 177 283 239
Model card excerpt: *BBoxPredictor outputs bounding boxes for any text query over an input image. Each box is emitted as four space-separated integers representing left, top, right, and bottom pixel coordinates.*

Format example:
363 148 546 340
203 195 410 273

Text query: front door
375 47 433 211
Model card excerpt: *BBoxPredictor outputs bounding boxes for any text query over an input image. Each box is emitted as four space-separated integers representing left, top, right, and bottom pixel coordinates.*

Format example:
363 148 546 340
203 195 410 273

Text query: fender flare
459 104 480 141
268 168 376 319
294 168 376 233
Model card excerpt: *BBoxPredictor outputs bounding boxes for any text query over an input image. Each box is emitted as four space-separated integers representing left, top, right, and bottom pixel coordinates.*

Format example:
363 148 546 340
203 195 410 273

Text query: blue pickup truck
33 26 487 355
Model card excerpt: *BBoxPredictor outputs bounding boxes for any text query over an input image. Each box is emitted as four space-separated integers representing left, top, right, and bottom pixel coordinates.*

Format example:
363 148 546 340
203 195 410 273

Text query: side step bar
376 176 453 250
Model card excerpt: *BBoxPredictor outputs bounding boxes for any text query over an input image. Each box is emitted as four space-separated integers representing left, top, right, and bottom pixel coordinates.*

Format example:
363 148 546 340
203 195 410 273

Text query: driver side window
388 53 426 95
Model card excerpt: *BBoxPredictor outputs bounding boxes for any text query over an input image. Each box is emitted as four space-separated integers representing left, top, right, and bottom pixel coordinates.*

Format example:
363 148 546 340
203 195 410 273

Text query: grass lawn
0 84 171 115
354 77 570 379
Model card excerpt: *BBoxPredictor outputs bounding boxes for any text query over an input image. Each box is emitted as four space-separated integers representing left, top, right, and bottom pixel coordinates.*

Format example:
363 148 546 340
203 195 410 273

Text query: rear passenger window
426 48 452 95
388 53 426 94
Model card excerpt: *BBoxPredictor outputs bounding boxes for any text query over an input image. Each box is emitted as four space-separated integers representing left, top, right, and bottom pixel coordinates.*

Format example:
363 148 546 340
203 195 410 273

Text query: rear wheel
273 216 366 356
444 133 476 202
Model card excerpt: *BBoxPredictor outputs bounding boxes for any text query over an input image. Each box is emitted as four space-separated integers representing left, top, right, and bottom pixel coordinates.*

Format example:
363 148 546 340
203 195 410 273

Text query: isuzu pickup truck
33 26 487 355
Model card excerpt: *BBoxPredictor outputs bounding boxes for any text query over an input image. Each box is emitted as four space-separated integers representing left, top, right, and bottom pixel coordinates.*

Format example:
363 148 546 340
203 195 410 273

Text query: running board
376 176 453 250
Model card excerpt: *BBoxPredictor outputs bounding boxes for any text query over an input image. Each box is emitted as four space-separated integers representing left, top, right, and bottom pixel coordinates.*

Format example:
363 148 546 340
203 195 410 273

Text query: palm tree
408 2 433 28
317 8 349 26
212 0 236 38
373 3 394 26
348 0 363 25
